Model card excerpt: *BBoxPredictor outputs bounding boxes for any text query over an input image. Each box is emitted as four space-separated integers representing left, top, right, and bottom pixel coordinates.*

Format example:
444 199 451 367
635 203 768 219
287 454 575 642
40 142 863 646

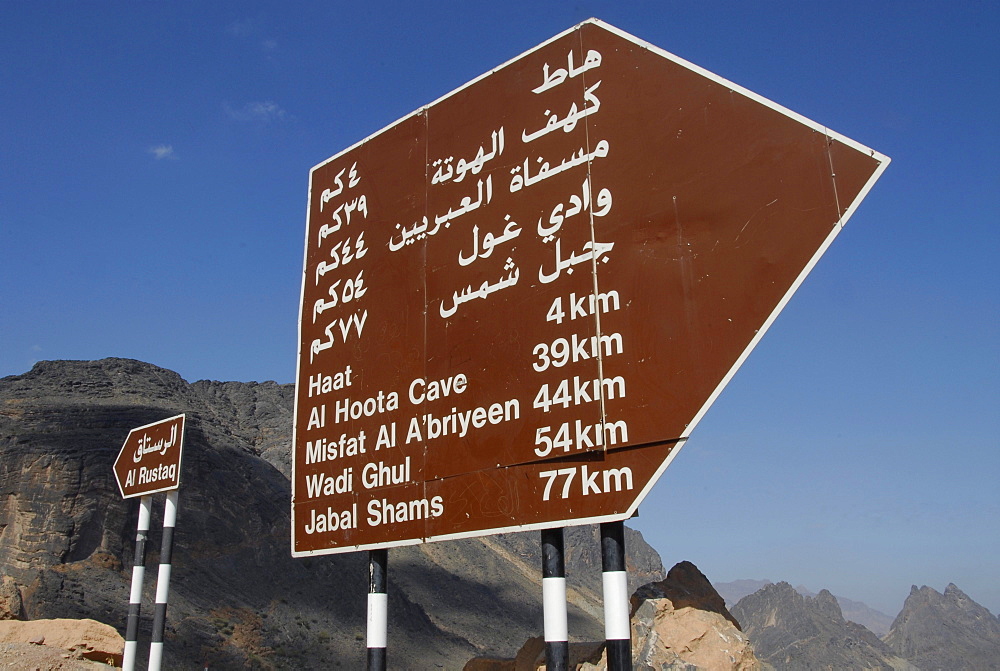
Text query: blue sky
2 2 997 617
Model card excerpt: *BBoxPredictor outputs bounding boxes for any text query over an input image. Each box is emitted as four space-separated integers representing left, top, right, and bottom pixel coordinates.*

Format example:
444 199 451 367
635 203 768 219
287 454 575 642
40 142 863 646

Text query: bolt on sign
114 414 186 499
291 19 889 556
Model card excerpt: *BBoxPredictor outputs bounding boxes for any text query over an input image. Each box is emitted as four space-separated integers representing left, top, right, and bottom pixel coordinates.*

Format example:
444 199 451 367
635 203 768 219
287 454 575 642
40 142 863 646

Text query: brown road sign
114 414 186 499
291 19 889 556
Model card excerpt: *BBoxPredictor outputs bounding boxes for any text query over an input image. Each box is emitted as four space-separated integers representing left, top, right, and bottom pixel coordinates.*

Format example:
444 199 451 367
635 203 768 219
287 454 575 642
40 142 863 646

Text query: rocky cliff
731 582 915 670
884 583 1000 670
0 358 664 669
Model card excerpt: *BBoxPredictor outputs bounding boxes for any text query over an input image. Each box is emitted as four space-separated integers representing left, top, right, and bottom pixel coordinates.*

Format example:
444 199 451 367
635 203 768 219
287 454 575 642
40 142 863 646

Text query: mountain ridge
731 581 916 670
716 579 896 637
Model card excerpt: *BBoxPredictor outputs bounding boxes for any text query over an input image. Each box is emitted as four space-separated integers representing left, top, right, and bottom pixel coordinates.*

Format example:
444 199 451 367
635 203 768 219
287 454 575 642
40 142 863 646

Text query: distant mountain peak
885 582 1000 670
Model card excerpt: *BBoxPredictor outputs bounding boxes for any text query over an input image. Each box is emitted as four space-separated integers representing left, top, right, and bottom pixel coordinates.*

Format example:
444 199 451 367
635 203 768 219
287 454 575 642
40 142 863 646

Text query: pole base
545 640 568 670
367 646 386 671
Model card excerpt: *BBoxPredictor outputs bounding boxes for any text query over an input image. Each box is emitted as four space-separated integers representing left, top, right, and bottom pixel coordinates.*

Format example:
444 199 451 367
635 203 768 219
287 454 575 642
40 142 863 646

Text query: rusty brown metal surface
114 414 186 499
291 20 888 555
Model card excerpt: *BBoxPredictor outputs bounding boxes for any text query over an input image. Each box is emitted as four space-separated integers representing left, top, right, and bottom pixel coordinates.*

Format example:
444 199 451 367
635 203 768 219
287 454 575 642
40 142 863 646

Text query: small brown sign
114 414 186 499
291 19 889 555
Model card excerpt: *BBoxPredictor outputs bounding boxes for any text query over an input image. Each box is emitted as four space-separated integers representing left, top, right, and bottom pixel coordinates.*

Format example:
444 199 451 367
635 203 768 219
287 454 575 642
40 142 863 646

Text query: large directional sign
114 414 186 499
291 19 889 556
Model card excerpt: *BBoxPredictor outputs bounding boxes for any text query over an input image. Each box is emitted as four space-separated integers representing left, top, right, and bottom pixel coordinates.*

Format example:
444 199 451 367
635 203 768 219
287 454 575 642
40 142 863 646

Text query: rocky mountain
0 358 664 669
731 582 915 670
884 583 1000 670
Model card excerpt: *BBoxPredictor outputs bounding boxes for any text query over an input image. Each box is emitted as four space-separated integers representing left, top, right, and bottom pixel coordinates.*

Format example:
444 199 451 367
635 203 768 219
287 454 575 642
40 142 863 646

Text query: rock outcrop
0 358 664 668
611 561 759 670
732 582 915 670
615 561 756 670
884 583 1000 670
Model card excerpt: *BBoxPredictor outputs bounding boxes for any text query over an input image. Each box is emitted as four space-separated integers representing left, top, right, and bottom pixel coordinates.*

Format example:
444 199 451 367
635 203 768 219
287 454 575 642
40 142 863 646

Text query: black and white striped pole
541 527 569 671
367 548 388 671
148 490 179 671
601 521 631 670
122 495 152 671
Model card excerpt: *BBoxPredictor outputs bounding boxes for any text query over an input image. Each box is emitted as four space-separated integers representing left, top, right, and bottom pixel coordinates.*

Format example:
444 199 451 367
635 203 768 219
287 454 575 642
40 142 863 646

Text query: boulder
585 561 759 670
617 596 759 670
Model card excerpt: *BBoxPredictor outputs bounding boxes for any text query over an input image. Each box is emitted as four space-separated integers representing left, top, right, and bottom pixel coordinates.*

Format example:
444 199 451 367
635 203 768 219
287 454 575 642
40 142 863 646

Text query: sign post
123 495 152 671
601 521 630 670
114 414 186 671
291 17 888 663
541 528 568 670
367 549 388 670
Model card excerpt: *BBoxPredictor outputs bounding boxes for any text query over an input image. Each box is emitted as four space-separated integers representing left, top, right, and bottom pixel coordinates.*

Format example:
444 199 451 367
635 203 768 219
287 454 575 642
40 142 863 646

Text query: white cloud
227 17 276 52
226 18 255 37
224 101 287 123
149 144 176 160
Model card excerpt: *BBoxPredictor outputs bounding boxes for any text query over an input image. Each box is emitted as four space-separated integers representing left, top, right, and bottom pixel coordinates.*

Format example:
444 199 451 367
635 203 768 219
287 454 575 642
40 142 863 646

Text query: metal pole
148 490 179 671
601 521 631 670
367 548 388 671
541 527 569 671
122 495 152 671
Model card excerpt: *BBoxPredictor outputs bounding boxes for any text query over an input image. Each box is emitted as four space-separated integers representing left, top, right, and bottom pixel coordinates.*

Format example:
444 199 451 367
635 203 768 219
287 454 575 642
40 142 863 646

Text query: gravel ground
0 642 115 670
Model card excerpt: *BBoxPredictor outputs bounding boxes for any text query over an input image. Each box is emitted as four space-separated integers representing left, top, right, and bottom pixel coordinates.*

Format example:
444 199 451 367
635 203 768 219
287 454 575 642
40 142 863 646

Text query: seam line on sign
825 131 844 226
579 26 609 447
422 108 431 543
506 437 685 469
